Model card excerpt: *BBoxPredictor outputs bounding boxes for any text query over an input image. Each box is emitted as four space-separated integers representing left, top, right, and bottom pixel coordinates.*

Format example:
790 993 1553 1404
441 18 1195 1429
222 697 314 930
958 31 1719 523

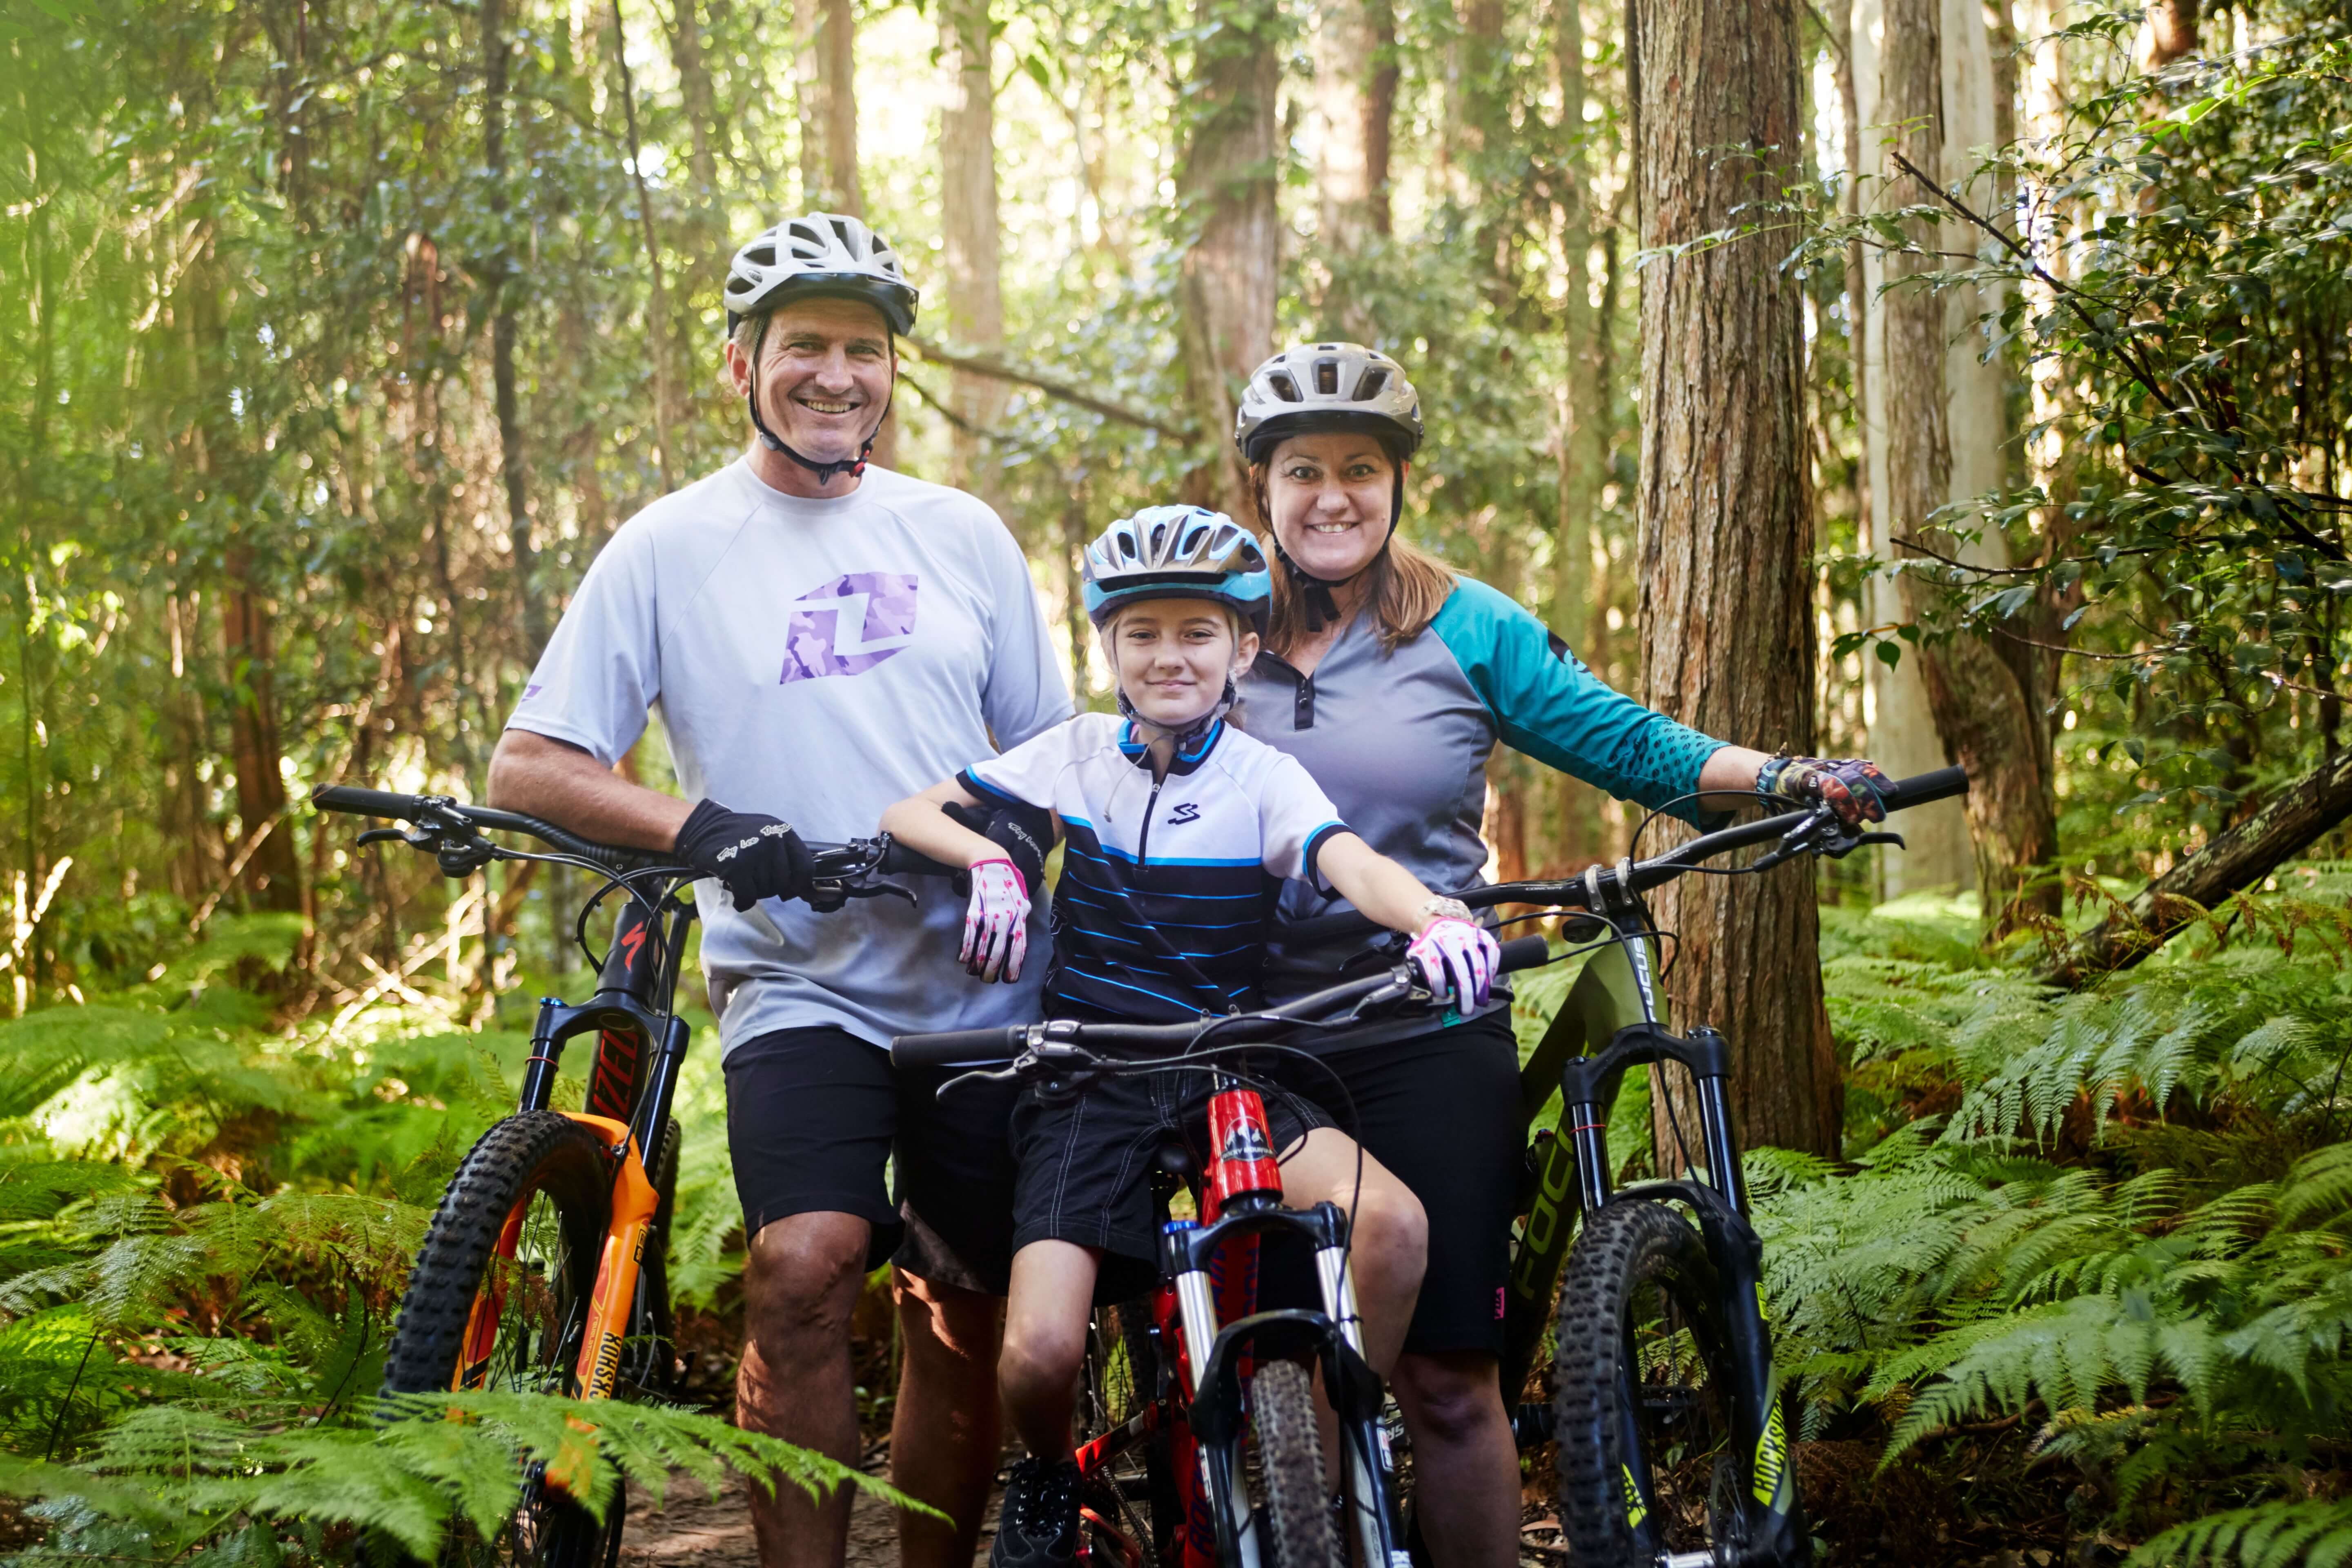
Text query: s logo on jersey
1166 802 1201 826
781 572 920 684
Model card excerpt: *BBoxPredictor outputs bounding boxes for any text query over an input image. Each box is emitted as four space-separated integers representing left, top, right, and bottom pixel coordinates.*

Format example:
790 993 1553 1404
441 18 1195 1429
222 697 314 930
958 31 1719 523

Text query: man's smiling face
726 294 895 481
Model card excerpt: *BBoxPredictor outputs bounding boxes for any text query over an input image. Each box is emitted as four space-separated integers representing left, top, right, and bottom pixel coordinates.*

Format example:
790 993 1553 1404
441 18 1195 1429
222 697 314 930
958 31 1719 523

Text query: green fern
2129 1501 2352 1568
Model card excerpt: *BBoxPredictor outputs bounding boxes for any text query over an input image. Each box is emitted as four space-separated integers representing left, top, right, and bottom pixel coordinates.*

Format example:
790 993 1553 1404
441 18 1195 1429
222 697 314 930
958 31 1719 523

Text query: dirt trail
620 1463 1001 1568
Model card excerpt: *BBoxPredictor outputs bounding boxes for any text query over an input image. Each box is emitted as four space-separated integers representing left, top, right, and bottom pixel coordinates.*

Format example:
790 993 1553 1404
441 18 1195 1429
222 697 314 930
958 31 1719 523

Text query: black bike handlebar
890 933 1554 1069
1279 765 1973 945
310 783 959 881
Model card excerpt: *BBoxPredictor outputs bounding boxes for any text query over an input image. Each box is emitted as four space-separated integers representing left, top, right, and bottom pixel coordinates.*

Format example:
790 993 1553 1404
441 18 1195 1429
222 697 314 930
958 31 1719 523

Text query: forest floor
619 1457 1004 1568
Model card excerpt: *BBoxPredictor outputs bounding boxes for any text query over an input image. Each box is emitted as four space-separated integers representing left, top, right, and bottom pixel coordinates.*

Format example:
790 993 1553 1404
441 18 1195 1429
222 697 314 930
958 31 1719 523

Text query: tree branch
899 336 1198 441
2040 744 2352 987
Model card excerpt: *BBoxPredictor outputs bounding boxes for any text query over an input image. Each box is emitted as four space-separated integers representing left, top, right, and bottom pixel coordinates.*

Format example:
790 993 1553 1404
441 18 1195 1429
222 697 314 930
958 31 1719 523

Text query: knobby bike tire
1249 1360 1342 1568
381 1111 619 1568
1552 1200 1748 1568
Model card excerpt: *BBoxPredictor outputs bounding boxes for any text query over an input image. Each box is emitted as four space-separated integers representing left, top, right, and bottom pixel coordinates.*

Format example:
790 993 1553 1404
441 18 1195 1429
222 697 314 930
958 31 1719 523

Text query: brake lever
1822 829 1906 860
355 826 420 850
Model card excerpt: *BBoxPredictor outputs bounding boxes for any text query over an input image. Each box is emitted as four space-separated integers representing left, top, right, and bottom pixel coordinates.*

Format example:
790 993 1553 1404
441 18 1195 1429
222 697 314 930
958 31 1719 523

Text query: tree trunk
221 546 302 912
2141 0 2198 69
1312 0 1393 336
482 0 544 657
939 0 1007 497
1853 0 1971 896
795 0 862 215
1174 0 1281 518
1631 0 1840 1159
1880 0 2058 931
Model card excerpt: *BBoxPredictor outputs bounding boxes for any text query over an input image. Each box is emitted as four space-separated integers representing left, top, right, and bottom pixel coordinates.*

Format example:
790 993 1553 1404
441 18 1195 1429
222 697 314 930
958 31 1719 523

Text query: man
486 212 1069 1568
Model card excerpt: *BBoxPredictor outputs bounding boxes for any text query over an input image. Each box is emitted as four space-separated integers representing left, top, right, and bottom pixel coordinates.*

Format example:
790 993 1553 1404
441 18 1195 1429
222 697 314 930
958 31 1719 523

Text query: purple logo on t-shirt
782 572 920 684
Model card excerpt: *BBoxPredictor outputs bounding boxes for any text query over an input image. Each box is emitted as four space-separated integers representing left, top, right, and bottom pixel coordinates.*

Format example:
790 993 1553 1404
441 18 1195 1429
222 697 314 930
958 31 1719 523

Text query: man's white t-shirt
507 458 1072 1054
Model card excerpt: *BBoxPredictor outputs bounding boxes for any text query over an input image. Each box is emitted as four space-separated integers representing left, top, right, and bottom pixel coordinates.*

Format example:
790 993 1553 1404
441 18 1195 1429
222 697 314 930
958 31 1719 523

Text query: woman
1229 342 1888 1568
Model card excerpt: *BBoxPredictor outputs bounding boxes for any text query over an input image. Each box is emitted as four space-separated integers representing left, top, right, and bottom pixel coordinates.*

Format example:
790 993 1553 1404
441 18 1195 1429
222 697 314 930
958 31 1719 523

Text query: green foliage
0 1391 906 1566
1739 927 2352 1552
0 916 778 1561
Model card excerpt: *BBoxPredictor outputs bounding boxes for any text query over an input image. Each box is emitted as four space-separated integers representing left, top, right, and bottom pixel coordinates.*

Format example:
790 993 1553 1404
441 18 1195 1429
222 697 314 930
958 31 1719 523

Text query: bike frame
1495 902 1802 1565
455 885 697 1404
1071 1067 1399 1568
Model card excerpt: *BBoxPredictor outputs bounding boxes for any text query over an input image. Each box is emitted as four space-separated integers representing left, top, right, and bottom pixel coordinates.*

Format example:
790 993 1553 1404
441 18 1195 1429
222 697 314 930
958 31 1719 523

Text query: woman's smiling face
1262 431 1400 581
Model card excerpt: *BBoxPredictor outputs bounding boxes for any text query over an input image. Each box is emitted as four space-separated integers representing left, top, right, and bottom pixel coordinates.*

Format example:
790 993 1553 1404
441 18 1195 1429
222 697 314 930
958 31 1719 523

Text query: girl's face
1262 432 1400 582
1108 600 1260 731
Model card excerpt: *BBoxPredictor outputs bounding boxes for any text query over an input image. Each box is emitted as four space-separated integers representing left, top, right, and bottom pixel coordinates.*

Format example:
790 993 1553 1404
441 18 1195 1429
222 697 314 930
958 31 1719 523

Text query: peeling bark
1631 0 1840 1157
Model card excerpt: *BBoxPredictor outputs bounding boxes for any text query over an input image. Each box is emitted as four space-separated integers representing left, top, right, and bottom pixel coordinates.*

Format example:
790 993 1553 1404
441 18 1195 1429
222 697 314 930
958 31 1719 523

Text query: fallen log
2040 744 2352 987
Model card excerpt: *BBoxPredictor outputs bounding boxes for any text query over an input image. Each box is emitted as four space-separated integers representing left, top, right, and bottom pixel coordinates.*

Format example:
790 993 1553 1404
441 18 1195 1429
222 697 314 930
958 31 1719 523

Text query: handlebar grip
880 842 961 878
1880 766 1970 811
891 1025 1024 1068
311 784 425 820
1497 935 1551 973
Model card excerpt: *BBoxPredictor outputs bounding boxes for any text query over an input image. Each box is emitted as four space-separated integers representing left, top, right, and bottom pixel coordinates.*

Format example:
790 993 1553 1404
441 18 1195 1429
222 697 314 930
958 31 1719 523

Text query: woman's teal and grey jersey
958 711 1351 1023
1237 576 1729 1021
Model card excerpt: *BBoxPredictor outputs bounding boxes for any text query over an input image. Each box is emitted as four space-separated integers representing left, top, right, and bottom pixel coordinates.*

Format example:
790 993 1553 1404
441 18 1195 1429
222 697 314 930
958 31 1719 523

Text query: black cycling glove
945 797 1053 896
674 800 817 909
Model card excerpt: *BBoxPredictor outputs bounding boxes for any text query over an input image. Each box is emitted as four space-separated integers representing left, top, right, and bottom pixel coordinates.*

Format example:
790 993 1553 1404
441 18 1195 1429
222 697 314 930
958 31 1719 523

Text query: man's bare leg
892 1266 1005 1568
739 1210 873 1568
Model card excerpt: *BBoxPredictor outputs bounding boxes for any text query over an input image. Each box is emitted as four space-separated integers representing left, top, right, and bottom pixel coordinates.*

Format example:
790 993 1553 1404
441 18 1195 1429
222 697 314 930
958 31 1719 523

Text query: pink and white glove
1407 917 1500 1008
959 858 1030 983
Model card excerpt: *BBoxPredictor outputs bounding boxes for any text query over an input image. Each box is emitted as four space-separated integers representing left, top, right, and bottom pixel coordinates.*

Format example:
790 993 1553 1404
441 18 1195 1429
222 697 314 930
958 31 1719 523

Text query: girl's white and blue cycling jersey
959 711 1350 1023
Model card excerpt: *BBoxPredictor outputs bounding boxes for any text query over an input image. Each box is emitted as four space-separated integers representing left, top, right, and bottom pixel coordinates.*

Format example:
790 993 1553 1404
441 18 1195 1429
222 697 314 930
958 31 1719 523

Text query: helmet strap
1274 468 1403 633
743 314 893 486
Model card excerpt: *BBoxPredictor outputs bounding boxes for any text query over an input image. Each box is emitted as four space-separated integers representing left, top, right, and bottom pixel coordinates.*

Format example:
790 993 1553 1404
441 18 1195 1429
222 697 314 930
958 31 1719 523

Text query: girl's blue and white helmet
1082 506 1272 637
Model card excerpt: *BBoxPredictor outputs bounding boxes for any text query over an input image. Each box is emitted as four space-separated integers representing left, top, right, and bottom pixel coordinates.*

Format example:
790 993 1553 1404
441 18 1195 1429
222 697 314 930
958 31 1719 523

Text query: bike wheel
1247 1359 1342 1568
382 1111 619 1568
1078 1300 1168 1568
1552 1200 1747 1568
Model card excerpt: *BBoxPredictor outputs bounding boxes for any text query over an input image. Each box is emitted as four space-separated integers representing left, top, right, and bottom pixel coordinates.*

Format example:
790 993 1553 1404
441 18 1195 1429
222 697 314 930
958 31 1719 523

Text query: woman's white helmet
1234 343 1423 465
724 212 918 335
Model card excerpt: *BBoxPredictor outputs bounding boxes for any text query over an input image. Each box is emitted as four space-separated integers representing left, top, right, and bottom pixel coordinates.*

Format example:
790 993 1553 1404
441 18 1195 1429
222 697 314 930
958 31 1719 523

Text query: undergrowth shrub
0 917 806 1565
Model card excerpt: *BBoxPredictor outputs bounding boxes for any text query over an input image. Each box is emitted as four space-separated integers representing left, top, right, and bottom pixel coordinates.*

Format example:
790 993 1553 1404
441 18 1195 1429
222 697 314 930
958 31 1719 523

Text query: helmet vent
746 244 776 267
1354 367 1388 400
1314 359 1339 394
831 217 854 247
1269 372 1301 403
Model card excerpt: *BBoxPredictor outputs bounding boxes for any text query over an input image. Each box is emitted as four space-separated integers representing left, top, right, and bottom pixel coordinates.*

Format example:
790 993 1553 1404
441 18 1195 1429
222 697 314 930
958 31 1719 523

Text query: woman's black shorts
1311 1010 1521 1357
1009 1061 1327 1304
723 1025 1019 1293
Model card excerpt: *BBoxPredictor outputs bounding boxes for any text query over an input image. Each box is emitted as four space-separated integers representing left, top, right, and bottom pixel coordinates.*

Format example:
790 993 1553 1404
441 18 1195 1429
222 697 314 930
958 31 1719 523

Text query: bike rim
454 1184 591 1395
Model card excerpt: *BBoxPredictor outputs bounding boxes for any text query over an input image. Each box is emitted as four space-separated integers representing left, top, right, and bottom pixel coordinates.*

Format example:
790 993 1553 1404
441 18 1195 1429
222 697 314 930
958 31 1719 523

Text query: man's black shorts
1008 1062 1327 1303
722 1025 1019 1293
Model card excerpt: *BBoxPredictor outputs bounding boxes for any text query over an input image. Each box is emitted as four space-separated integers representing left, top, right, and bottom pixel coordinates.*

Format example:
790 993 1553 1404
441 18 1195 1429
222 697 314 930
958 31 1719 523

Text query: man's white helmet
724 212 919 335
1233 343 1423 465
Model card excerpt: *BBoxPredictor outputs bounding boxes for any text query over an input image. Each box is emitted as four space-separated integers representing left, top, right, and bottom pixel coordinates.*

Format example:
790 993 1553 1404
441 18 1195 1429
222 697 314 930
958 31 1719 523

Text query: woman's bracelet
1418 896 1474 926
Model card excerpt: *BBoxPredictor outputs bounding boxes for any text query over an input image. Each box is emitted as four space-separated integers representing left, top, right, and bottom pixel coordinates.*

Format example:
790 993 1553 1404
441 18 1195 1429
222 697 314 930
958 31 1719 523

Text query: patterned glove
1407 917 1501 1009
959 858 1031 983
1758 755 1891 827
674 800 816 909
944 797 1052 897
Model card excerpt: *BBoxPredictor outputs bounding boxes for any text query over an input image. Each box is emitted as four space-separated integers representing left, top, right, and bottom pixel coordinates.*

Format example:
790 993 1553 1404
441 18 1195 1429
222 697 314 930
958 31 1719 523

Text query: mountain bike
1277 766 1971 1568
889 935 1557 1568
311 783 948 1568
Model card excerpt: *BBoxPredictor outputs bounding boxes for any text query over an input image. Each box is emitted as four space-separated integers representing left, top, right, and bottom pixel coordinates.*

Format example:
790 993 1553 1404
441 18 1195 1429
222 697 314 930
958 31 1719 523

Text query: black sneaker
992 1455 1082 1568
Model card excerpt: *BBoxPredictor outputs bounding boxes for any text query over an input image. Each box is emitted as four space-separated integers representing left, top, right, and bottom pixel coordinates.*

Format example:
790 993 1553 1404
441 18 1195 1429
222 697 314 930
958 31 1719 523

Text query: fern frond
2130 1499 2352 1568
